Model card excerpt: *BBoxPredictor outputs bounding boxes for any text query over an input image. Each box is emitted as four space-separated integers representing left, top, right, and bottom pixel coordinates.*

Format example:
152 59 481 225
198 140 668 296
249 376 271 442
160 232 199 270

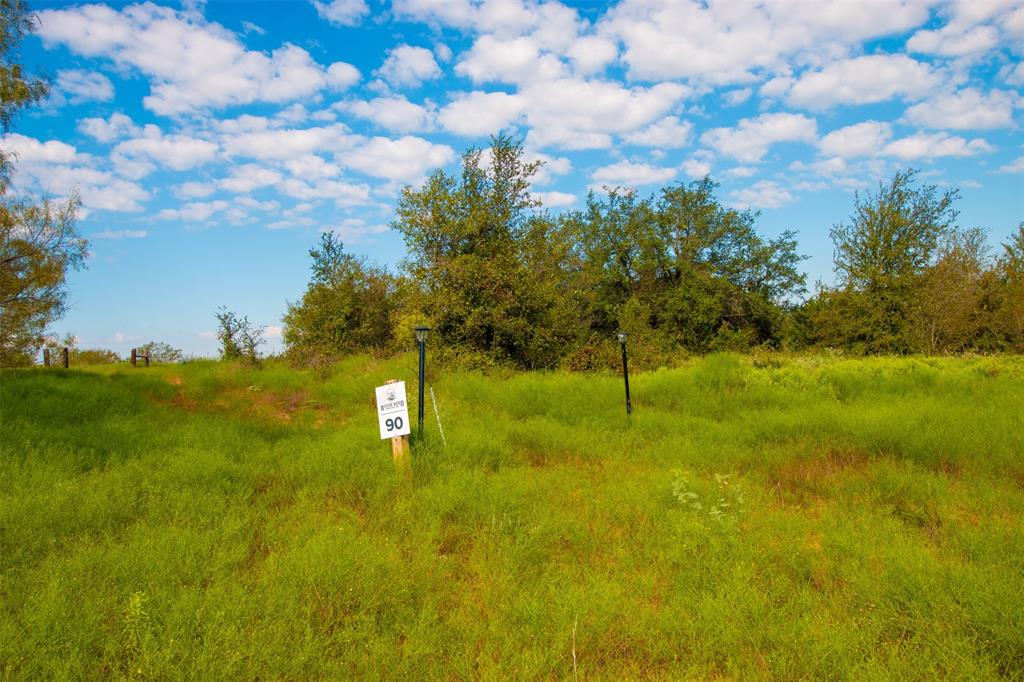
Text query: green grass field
2 354 1023 679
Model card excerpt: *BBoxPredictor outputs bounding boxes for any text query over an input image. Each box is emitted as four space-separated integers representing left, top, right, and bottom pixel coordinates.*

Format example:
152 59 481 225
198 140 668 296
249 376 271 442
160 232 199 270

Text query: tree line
280 136 1023 370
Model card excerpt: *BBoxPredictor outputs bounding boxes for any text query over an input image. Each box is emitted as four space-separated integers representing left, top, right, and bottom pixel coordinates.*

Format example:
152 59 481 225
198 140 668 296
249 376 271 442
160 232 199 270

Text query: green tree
1 195 87 366
394 135 574 368
0 0 86 367
819 169 959 353
282 232 396 359
139 341 184 363
214 307 264 365
992 223 1024 350
0 0 49 189
908 227 990 354
566 177 805 356
42 333 119 365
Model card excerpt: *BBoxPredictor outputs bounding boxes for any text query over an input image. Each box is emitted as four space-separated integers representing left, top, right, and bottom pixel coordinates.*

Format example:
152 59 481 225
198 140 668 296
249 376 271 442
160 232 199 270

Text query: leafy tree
282 232 396 359
0 0 86 367
214 307 264 365
909 227 990 354
394 134 575 368
819 169 959 353
566 177 806 356
139 341 184 363
41 333 119 365
992 223 1024 350
0 0 49 188
1 195 87 366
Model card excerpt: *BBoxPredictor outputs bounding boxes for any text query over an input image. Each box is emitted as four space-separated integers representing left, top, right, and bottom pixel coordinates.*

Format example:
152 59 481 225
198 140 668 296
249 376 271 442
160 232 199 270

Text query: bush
214 307 264 366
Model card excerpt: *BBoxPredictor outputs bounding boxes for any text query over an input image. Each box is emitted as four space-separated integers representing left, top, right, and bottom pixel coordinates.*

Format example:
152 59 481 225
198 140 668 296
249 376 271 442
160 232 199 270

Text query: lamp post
414 326 430 437
617 332 631 415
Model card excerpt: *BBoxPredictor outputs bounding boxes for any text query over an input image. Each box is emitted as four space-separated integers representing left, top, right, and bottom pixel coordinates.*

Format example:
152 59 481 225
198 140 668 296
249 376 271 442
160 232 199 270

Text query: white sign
375 381 411 440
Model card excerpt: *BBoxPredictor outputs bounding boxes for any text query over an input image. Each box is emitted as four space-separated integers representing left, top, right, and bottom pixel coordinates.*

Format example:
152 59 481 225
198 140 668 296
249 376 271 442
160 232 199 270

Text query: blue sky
5 0 1023 356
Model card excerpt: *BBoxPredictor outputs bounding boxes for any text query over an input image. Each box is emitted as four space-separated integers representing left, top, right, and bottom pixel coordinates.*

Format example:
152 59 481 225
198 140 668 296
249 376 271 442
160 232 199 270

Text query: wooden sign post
376 379 411 478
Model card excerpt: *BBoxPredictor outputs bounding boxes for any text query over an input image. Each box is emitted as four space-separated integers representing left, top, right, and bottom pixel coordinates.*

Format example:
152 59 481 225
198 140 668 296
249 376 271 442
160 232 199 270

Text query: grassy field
2 354 1023 679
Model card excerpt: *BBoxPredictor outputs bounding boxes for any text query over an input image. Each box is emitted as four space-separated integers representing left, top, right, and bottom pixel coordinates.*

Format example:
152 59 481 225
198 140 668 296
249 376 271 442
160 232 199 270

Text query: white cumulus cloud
56 69 114 104
785 55 940 110
218 164 283 193
2 134 78 164
78 112 141 143
622 116 693 148
903 88 1020 130
345 96 434 132
882 132 994 160
112 125 219 177
701 112 817 163
818 121 893 158
38 3 351 114
535 190 576 207
729 180 794 209
342 136 455 182
997 156 1024 173
438 91 525 137
375 45 441 89
591 160 677 187
312 0 369 26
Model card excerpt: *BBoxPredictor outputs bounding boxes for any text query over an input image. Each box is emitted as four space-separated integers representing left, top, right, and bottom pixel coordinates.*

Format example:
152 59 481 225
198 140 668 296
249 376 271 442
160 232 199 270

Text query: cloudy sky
6 0 1024 356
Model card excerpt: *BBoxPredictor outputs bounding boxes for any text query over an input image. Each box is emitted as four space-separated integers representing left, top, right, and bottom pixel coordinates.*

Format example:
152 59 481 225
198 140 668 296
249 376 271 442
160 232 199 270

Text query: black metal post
417 339 426 437
621 340 632 415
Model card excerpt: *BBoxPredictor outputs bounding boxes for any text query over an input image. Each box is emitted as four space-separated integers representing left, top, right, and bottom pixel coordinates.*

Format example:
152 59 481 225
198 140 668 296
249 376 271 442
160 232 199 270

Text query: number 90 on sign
375 381 411 439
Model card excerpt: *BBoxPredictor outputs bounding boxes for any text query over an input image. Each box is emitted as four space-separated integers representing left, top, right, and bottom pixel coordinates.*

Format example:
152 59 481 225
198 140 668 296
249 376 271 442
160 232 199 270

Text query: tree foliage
992 223 1024 350
1 0 49 189
0 0 87 367
394 134 574 368
282 232 396 360
390 136 808 369
41 333 119 365
1 194 87 366
815 170 961 353
567 178 806 357
139 341 184 364
278 150 1024 367
214 307 264 365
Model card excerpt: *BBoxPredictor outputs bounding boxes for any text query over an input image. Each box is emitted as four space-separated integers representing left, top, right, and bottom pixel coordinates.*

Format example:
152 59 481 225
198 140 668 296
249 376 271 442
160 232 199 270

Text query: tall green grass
2 355 1022 678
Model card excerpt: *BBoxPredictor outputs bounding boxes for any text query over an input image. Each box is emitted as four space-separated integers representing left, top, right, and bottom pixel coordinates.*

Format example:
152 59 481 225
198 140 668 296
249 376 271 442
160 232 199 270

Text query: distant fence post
144 350 150 368
62 347 69 368
43 348 50 367
131 348 137 367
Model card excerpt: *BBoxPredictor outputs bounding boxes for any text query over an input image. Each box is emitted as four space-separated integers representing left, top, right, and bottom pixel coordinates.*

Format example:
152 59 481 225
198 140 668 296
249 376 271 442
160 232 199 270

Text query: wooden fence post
62 347 69 368
385 379 411 478
144 350 150 368
131 348 137 367
43 349 50 367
